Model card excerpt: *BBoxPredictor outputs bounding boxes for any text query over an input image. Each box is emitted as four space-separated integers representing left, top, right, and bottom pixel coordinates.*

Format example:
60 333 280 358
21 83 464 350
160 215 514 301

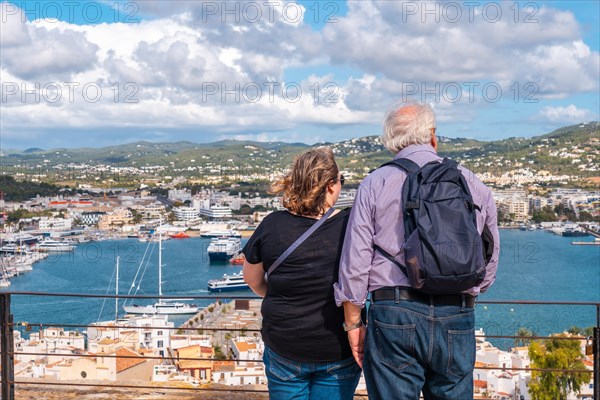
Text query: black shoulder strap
373 158 419 278
267 207 335 277
379 158 420 174
374 244 409 277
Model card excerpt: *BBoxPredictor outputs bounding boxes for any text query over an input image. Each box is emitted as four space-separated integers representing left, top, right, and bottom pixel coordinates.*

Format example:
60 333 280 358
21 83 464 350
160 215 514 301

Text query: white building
168 189 193 203
78 211 106 226
88 315 174 357
38 217 73 231
200 206 233 220
173 206 200 221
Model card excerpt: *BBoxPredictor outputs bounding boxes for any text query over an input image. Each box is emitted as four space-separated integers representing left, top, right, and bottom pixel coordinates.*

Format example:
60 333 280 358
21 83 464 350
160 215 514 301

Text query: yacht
36 239 75 252
123 300 198 315
207 272 250 292
123 230 198 315
208 237 241 263
201 230 242 238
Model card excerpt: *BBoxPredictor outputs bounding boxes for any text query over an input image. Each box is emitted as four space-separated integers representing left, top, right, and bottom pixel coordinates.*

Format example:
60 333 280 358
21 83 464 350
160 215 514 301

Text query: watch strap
343 320 363 331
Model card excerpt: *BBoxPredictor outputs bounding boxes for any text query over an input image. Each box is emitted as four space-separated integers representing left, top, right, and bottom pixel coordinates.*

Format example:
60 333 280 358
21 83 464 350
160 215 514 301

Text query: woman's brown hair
270 147 339 217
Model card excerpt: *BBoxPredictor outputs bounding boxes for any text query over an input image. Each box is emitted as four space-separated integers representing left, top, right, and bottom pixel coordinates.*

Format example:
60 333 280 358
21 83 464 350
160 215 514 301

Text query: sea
2 230 599 349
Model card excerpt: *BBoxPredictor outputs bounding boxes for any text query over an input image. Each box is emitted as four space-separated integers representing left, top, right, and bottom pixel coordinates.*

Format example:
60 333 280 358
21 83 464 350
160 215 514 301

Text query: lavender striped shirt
334 144 500 307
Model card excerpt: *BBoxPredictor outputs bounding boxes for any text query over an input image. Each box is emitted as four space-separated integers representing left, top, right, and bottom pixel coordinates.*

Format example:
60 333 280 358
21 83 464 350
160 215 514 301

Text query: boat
201 230 241 238
36 239 75 252
207 272 250 292
169 232 190 239
124 300 199 315
562 228 589 237
208 237 241 263
229 252 245 265
571 238 600 246
123 229 198 315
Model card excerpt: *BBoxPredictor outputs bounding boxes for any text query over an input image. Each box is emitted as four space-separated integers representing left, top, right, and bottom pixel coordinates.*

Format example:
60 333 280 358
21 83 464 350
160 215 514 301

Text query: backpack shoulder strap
379 158 420 174
374 244 409 277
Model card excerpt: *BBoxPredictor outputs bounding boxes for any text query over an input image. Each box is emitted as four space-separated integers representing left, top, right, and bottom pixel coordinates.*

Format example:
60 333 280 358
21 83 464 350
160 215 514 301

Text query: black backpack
375 158 493 295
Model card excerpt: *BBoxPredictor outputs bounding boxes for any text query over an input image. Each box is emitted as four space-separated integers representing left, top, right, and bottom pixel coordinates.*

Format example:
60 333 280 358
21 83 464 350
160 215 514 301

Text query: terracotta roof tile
116 348 145 373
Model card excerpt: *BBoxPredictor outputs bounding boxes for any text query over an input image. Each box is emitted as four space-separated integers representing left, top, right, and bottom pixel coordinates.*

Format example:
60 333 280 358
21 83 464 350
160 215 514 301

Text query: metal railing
1 292 599 400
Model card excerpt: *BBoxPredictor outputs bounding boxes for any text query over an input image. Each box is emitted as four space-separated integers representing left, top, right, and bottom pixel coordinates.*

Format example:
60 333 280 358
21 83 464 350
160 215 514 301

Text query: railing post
594 305 599 400
0 293 14 400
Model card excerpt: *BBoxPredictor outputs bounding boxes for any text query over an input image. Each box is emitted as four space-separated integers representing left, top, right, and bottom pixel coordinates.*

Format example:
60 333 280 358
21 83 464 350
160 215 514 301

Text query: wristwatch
342 320 363 331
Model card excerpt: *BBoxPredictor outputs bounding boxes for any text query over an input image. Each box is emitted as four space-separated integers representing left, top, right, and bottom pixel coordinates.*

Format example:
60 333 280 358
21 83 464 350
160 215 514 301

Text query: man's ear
431 128 438 150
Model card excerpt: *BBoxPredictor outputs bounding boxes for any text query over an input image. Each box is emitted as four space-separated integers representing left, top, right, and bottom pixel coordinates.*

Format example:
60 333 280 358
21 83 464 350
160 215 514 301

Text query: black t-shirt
242 208 352 362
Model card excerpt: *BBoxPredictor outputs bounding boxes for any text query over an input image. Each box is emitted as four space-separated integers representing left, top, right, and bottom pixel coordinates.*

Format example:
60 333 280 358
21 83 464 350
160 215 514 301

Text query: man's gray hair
382 102 436 154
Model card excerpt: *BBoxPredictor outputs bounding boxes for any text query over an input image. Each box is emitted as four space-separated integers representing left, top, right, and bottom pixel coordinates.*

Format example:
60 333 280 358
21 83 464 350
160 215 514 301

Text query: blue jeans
363 298 476 400
263 346 361 400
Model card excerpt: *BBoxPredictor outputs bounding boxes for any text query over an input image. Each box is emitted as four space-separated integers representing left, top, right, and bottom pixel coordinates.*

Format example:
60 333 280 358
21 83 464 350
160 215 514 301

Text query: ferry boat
36 239 75 252
170 232 190 239
201 230 242 238
208 237 241 263
207 272 250 292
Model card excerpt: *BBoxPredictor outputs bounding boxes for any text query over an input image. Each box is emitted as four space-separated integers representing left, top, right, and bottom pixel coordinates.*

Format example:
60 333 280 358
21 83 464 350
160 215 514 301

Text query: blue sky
0 0 598 149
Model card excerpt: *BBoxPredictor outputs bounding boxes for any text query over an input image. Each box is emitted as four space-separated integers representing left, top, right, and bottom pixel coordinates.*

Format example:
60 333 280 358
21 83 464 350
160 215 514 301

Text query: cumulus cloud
1 0 598 147
534 105 598 124
0 4 99 80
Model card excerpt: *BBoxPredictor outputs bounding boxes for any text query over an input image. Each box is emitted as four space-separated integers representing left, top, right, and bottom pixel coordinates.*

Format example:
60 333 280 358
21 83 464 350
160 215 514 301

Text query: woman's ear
327 181 336 193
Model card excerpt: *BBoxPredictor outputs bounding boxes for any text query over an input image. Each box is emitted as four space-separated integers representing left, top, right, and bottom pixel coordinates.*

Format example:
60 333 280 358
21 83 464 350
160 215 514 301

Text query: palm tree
514 327 535 347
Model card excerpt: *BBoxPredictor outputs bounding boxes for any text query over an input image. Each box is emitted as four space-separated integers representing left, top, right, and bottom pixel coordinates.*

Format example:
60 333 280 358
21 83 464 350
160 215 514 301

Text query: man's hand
348 325 366 368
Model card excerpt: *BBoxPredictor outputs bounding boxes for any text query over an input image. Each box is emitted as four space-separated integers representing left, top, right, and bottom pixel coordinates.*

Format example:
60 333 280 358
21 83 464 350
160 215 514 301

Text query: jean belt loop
394 287 400 304
461 294 466 312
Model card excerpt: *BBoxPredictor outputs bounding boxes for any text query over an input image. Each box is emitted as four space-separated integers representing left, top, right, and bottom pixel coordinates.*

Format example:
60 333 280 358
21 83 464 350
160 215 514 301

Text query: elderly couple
242 102 500 400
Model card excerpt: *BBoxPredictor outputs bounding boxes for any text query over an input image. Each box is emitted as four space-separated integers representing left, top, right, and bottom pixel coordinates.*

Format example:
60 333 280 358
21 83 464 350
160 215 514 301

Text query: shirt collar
394 144 437 159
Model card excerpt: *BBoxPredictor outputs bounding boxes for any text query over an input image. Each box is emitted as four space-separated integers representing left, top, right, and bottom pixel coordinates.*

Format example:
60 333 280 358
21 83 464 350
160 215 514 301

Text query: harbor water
2 230 599 349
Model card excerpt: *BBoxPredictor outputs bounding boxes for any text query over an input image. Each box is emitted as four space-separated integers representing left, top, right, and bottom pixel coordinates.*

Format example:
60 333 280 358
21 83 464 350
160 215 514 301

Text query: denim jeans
263 346 361 400
363 298 476 400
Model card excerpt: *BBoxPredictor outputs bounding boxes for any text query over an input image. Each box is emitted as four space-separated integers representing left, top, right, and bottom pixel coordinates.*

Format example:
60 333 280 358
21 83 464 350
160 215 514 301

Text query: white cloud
0 5 99 80
1 1 598 147
534 105 598 124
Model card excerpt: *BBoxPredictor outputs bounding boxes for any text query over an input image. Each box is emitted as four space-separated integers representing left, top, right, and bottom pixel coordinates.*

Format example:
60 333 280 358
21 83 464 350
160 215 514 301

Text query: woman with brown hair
242 147 360 400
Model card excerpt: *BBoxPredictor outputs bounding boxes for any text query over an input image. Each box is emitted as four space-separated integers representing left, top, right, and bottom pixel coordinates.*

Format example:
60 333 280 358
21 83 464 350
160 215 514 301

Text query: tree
213 345 227 360
531 206 558 223
528 335 591 400
514 327 535 347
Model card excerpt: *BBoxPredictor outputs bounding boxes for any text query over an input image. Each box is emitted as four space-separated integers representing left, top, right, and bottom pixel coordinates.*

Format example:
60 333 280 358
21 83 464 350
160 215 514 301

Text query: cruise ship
207 272 250 292
207 237 241 262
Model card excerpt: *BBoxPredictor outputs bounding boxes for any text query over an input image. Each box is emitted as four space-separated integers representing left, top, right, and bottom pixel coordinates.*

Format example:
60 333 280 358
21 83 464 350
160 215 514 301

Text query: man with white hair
334 102 500 399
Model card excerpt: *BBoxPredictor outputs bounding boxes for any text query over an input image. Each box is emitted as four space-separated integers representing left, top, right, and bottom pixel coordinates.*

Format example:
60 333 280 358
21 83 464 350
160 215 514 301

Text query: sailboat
123 228 198 315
